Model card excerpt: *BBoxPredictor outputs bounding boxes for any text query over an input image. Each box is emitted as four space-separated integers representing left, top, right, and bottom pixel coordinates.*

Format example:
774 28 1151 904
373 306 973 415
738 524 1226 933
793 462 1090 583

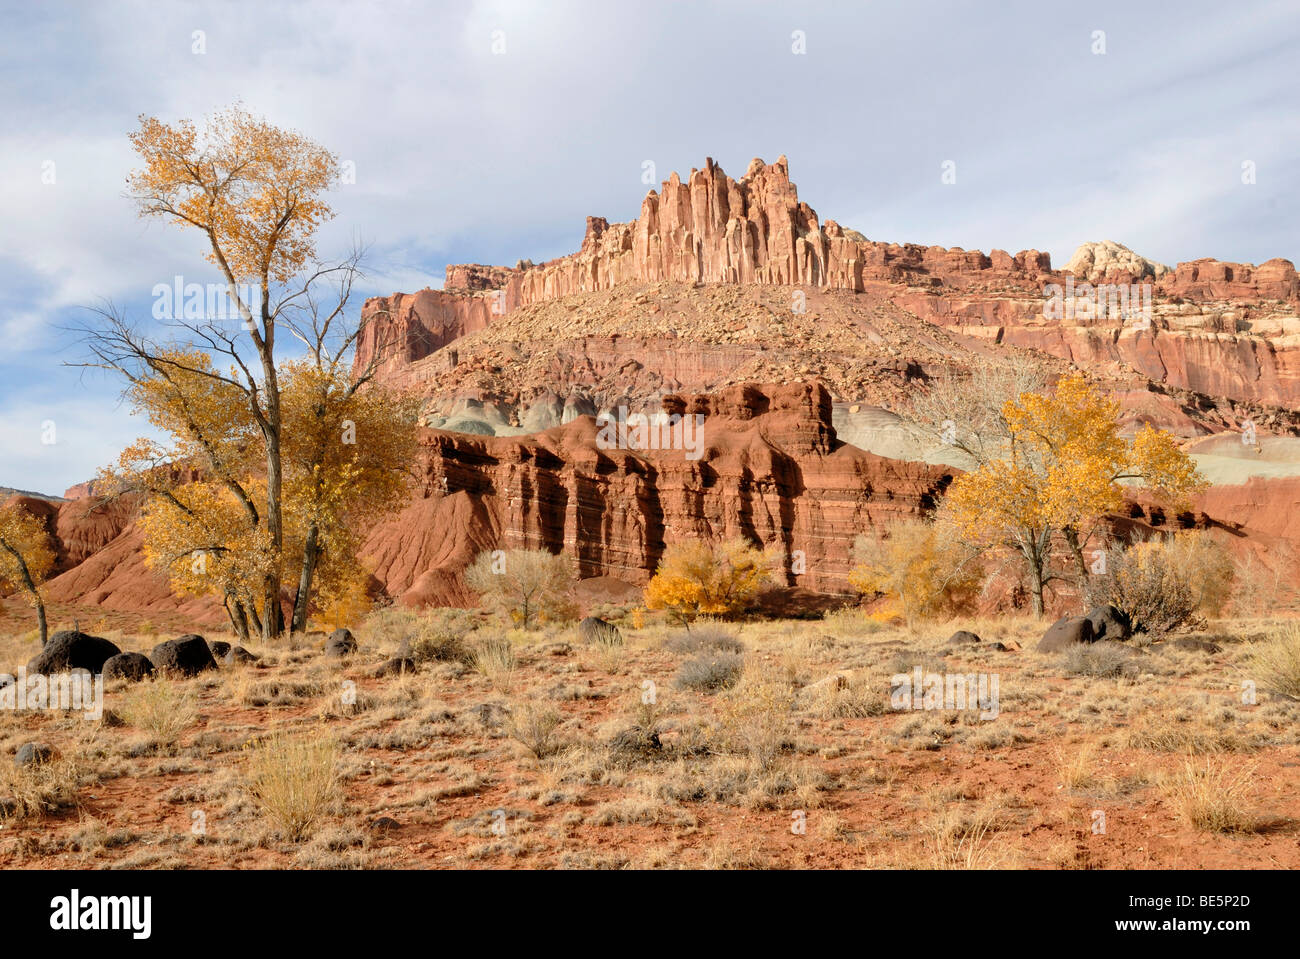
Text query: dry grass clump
1160 757 1258 833
1248 623 1300 699
675 652 744 692
119 678 198 746
926 803 1010 868
0 755 84 819
1063 643 1140 679
471 635 517 691
408 608 478 664
663 626 745 656
243 733 341 842
507 701 564 759
715 668 797 769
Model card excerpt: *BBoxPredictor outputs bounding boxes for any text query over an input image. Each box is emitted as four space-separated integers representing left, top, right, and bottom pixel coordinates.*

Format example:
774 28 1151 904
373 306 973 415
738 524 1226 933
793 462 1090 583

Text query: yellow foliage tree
105 355 415 642
847 518 983 625
644 538 774 626
0 502 56 646
942 373 1205 616
83 106 411 640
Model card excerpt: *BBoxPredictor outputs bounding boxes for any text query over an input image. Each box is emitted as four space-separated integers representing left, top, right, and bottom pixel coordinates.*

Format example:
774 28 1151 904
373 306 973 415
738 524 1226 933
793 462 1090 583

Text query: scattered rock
1086 605 1132 643
26 631 121 675
1169 638 1223 654
150 635 218 677
947 630 982 645
373 657 416 678
102 652 154 683
578 616 623 646
326 629 358 657
369 816 401 833
1038 616 1095 653
14 743 56 768
609 725 662 759
207 640 232 660
223 646 260 665
470 702 510 727
0 797 18 817
802 671 852 697
100 709 125 728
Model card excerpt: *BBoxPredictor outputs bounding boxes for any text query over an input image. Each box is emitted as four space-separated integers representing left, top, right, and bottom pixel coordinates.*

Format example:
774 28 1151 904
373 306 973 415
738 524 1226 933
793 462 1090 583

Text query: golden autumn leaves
939 373 1205 615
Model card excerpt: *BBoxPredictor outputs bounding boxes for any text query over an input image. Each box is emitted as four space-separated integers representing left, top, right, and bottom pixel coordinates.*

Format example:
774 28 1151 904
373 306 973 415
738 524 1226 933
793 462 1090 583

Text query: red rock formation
360 382 954 605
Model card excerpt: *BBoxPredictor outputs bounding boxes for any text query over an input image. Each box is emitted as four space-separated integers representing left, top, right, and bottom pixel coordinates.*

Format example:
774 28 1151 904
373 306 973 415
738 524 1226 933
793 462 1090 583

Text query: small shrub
1062 643 1139 679
507 702 563 759
644 538 776 625
410 608 477 664
664 626 744 656
1248 623 1300 698
120 678 197 745
848 518 983 625
244 733 341 842
715 668 797 769
675 652 744 692
471 635 517 691
1087 538 1201 634
1161 757 1257 833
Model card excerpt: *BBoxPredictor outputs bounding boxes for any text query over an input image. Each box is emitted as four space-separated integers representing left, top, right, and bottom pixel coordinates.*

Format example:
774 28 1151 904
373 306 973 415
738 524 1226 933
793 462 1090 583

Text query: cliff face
361 382 954 606
353 155 1300 412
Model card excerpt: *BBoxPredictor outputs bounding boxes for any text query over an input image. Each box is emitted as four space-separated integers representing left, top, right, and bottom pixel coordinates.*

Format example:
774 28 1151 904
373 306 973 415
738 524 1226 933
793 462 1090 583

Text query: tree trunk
36 599 48 647
291 525 321 634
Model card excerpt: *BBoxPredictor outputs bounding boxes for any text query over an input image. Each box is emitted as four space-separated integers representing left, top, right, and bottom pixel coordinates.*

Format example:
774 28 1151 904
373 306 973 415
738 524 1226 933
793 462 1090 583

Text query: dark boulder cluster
17 630 262 684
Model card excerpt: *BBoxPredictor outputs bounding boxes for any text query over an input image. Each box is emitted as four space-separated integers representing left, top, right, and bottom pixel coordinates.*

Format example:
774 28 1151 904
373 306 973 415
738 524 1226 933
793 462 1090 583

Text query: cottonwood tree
939 373 1204 616
848 518 983 626
79 106 412 640
0 502 56 646
465 549 577 629
644 538 774 627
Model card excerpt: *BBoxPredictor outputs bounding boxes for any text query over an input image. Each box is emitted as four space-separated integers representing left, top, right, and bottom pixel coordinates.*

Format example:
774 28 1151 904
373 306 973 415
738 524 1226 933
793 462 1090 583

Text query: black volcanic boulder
102 652 154 683
947 630 982 645
224 646 260 665
1038 616 1095 653
373 657 416 678
325 629 358 657
26 631 121 675
14 743 56 768
578 617 622 646
1086 605 1132 643
207 640 232 660
150 635 218 676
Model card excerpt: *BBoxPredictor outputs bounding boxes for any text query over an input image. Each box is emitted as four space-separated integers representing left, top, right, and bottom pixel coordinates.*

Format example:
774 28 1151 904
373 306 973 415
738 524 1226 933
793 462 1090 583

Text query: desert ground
2 601 1297 870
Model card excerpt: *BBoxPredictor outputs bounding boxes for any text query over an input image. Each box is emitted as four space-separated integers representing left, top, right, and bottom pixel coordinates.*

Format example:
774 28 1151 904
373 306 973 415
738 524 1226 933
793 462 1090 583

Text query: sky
1 0 1297 495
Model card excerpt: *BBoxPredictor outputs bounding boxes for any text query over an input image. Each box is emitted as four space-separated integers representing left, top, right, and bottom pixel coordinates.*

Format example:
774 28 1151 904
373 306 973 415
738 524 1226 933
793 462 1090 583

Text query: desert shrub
465 548 577 629
663 626 745 656
1161 758 1257 833
120 678 197 745
1062 642 1139 679
1087 538 1198 634
1164 532 1235 616
848 518 983 625
1232 543 1295 616
0 756 83 819
471 634 517 690
644 538 775 625
507 702 564 759
243 733 341 842
675 651 745 692
409 607 478 663
1248 623 1300 698
715 668 798 769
